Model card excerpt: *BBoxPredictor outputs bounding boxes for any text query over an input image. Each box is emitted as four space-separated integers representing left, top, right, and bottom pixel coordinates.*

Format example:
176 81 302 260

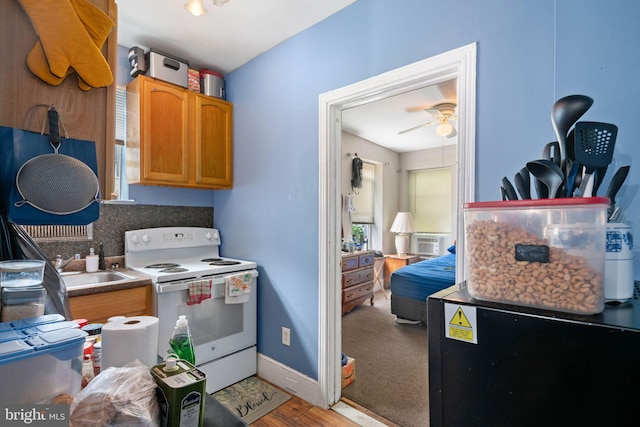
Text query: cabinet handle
365 273 373 279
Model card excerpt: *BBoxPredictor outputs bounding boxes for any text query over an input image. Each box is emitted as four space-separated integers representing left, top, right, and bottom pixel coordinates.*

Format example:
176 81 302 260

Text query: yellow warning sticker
444 303 477 344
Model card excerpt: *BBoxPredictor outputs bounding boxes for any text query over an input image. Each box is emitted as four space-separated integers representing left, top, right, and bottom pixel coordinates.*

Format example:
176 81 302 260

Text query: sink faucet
55 254 80 273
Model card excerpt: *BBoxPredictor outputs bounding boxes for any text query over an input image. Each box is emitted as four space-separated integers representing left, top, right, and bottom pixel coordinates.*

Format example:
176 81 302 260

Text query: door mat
211 376 291 424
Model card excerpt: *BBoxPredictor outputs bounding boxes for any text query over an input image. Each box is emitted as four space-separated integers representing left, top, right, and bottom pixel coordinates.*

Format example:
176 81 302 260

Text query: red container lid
74 318 88 328
200 69 223 79
464 196 610 210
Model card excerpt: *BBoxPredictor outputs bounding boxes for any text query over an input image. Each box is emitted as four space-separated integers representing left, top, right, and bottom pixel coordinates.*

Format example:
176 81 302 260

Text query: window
114 86 129 200
409 167 452 232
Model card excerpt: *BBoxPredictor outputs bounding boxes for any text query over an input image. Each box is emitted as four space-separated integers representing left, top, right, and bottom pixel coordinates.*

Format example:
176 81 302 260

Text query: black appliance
428 284 640 427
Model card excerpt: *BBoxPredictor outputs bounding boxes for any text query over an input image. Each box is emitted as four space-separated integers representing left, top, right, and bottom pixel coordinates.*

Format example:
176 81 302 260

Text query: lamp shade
390 212 416 234
436 122 454 137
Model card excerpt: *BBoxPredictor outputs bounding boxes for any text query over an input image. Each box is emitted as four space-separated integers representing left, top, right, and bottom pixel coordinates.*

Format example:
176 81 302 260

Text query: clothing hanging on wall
351 154 363 194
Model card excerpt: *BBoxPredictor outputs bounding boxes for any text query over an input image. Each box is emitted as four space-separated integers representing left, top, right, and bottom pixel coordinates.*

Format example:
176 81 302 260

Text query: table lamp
390 212 415 256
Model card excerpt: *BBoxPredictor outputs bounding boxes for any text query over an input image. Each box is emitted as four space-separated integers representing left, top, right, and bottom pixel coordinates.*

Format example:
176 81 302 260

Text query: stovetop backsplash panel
35 203 213 262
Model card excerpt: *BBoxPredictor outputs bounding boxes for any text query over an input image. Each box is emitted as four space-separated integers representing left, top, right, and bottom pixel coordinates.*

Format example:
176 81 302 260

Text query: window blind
409 167 452 232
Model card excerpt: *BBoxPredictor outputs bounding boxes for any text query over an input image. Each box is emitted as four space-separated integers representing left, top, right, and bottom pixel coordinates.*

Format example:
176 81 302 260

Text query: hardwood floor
250 394 359 427
250 381 397 427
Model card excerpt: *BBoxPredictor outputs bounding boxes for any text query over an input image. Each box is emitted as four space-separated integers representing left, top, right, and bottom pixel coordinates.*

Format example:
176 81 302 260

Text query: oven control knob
142 233 150 244
130 234 139 245
206 231 219 240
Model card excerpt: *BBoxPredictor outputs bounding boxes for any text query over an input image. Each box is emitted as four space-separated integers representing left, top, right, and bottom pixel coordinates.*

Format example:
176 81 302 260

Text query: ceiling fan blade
425 108 444 119
446 127 457 138
398 121 435 135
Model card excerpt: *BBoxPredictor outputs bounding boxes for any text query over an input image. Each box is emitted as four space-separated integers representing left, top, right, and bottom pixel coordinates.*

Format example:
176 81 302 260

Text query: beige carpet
341 290 429 427
211 376 291 424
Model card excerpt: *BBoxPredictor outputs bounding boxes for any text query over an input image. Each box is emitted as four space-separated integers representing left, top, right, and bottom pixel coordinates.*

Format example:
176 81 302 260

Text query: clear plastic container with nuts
463 197 609 315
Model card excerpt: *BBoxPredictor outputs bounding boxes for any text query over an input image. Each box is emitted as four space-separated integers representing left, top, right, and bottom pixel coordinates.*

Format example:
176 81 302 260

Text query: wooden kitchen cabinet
384 254 422 288
341 251 375 315
126 75 233 189
69 285 152 324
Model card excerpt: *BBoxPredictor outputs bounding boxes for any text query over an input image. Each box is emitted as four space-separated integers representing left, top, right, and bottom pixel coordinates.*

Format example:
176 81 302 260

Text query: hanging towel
225 272 252 304
186 279 212 305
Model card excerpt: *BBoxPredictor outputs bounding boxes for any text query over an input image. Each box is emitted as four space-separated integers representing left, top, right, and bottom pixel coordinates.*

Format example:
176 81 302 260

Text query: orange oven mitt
18 0 114 90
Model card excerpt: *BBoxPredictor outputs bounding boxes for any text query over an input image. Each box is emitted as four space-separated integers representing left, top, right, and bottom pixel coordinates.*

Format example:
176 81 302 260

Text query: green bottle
169 315 196 364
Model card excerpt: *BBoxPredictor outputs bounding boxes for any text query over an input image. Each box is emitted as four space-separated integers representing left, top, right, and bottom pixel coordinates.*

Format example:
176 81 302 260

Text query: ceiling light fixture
436 121 454 137
185 0 231 16
185 0 207 16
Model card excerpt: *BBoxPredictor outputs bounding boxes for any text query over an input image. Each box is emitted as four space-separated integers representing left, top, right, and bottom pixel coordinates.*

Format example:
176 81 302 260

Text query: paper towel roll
101 316 159 369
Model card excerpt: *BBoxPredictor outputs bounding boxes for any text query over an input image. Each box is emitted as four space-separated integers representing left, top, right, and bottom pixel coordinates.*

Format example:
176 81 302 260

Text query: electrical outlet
282 327 291 346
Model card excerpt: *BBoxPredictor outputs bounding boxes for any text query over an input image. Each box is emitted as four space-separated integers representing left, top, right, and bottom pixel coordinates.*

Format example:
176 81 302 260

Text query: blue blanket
390 253 456 301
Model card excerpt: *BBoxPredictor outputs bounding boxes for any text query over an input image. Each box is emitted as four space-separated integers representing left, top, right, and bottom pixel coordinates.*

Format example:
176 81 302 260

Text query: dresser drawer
343 281 373 303
342 267 374 288
342 255 359 271
359 253 374 267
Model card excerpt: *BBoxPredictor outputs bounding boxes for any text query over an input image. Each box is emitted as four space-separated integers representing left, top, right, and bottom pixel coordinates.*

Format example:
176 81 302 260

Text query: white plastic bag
70 360 159 426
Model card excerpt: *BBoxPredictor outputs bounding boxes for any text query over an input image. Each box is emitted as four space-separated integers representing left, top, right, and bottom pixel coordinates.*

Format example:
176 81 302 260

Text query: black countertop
431 281 640 331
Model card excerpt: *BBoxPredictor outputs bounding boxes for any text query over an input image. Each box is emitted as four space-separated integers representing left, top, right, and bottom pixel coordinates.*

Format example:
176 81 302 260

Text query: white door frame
318 43 477 407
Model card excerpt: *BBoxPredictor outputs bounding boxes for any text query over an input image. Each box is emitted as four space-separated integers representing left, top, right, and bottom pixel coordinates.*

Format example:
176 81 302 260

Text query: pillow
447 245 456 254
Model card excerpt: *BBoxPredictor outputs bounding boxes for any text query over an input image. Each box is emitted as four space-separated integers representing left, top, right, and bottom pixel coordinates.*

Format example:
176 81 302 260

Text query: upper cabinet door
127 75 233 189
193 94 233 188
141 78 190 184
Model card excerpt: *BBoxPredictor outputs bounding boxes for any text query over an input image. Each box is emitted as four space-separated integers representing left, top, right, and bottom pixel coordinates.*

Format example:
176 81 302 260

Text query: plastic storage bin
0 259 45 287
1 285 46 322
463 197 608 314
0 326 87 403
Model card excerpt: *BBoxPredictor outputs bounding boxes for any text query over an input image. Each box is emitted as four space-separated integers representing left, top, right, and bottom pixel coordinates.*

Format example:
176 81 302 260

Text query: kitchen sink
61 271 137 289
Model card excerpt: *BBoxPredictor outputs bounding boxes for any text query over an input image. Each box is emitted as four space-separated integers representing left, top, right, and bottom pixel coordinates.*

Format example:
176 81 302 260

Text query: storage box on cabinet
126 75 233 189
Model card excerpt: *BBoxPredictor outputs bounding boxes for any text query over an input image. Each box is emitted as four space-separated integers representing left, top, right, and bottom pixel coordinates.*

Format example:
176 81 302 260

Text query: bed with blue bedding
390 247 456 323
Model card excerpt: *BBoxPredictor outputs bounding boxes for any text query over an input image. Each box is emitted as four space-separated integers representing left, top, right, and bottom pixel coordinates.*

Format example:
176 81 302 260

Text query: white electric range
124 226 258 393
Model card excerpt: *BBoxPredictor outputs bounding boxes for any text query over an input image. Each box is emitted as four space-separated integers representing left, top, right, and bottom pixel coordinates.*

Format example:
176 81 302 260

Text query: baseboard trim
257 353 324 408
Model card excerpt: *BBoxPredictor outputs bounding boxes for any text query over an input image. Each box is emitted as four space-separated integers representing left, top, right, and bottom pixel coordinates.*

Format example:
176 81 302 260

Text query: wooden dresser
341 250 375 315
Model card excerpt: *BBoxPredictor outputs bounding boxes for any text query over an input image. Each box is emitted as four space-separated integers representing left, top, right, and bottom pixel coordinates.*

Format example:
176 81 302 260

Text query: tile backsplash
37 203 213 261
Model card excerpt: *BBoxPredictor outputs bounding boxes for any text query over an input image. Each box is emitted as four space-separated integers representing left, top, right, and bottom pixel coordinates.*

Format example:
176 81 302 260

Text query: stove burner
146 263 180 269
201 258 222 262
209 260 241 266
160 267 189 273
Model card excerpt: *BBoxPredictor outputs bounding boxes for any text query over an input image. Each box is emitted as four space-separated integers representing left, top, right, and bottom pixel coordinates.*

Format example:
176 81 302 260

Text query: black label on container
514 244 549 263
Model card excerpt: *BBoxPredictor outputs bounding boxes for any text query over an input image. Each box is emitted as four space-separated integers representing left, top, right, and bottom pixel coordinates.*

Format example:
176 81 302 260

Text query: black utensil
605 165 630 219
527 159 564 199
542 141 561 168
500 186 507 201
501 177 519 200
514 169 531 199
551 95 594 176
574 121 617 197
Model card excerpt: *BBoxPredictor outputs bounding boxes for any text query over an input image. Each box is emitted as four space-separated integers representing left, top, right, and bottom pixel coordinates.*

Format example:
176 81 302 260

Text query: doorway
318 43 477 407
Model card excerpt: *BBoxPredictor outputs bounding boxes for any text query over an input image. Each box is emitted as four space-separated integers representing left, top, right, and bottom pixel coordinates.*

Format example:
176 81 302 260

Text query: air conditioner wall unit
411 233 450 257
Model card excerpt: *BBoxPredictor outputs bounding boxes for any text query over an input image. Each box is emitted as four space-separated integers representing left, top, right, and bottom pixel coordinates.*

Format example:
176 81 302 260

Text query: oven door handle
155 270 258 294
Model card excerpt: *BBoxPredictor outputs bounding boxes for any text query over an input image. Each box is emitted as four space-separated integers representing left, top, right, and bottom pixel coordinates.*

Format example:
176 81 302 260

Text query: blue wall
136 0 640 380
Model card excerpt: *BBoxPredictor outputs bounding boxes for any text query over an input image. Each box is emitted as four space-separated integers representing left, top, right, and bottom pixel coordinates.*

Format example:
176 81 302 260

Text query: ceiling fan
399 102 458 137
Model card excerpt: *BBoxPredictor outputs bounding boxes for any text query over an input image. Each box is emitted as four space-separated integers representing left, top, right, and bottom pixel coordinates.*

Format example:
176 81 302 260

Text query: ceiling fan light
185 0 207 16
436 122 454 137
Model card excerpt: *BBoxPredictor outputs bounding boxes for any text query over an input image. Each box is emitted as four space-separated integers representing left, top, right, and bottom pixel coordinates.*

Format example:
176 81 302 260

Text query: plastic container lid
200 69 223 79
464 196 609 210
0 328 87 365
0 260 46 272
11 314 65 328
